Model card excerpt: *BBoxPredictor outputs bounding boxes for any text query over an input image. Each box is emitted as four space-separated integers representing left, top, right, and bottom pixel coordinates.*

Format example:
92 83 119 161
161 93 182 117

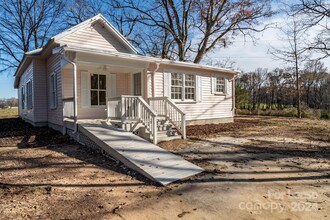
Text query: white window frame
50 72 57 109
21 86 25 109
90 74 107 106
26 80 33 109
131 72 143 96
213 76 227 95
171 73 196 101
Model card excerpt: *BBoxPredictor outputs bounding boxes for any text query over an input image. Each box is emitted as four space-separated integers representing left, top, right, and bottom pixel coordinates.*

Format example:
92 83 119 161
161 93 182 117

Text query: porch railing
107 96 158 144
107 97 121 119
149 97 186 139
63 97 74 119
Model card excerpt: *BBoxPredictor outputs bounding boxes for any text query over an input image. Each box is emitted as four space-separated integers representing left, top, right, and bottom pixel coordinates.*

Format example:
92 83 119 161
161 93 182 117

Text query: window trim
50 72 57 109
131 72 143 96
213 76 228 95
170 72 196 102
26 80 33 109
21 86 25 109
90 73 107 107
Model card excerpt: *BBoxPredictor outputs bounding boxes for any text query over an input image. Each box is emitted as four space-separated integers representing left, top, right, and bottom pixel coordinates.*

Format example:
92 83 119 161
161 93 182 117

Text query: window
171 73 183 100
21 86 25 109
91 74 106 106
133 72 142 96
171 73 195 101
185 74 195 100
215 77 226 94
50 73 57 109
26 81 33 109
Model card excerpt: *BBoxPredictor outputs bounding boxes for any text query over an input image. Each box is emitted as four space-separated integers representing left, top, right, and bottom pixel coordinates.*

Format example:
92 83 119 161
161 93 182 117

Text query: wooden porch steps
108 119 182 143
77 120 204 185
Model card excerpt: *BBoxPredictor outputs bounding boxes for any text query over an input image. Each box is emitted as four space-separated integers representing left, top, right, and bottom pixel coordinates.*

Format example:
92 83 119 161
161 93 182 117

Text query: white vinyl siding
33 59 48 123
157 69 233 121
58 21 130 53
50 72 57 109
47 54 63 127
80 70 90 108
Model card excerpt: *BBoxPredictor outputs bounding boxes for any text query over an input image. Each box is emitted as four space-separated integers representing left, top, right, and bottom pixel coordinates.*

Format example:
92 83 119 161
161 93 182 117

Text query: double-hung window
171 73 183 100
26 81 33 109
91 74 106 106
171 73 195 101
216 77 226 94
50 73 57 109
21 86 25 109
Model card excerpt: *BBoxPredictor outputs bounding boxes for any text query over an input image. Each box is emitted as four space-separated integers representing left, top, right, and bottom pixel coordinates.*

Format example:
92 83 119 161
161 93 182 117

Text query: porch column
151 63 160 98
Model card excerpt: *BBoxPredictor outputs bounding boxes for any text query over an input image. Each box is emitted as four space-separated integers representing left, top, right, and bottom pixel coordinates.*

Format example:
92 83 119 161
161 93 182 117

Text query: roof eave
14 39 56 88
62 46 238 74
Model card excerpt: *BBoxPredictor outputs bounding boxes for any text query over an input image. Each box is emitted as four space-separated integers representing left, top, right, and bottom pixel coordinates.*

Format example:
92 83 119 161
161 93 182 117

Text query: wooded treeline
236 60 330 113
236 0 330 117
0 97 18 108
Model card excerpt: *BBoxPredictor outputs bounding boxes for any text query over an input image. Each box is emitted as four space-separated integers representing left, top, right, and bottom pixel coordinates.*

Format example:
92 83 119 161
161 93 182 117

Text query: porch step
77 120 203 185
108 118 182 143
157 130 182 143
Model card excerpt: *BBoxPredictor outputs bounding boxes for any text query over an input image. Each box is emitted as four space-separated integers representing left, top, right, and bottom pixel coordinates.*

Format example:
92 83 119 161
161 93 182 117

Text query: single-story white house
14 14 238 144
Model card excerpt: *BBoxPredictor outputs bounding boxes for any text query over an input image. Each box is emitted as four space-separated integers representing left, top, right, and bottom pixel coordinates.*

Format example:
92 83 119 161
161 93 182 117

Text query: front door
133 72 142 96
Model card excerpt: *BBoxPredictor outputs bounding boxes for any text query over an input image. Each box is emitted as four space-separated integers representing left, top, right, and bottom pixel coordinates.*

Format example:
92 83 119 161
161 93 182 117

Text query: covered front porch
59 51 186 144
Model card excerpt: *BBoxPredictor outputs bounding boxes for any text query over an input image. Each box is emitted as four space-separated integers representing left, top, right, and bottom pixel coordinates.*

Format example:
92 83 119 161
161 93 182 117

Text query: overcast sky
1 2 329 99
208 14 330 73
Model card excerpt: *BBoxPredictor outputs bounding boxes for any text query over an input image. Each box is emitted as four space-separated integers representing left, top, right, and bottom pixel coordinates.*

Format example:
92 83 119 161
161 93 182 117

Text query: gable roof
14 14 140 88
52 14 139 55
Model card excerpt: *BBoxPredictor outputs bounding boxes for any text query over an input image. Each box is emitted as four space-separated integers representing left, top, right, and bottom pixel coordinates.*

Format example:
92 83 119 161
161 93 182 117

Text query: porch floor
77 120 203 185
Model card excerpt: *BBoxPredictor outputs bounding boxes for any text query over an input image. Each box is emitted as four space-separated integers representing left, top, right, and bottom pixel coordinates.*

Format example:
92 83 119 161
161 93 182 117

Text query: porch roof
56 45 240 75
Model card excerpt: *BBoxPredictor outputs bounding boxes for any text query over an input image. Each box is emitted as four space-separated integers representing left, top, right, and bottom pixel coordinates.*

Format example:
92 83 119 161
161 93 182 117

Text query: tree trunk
295 59 301 118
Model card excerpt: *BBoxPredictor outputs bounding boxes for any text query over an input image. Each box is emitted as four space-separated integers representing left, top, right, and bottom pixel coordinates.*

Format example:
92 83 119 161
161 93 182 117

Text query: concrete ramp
77 120 203 185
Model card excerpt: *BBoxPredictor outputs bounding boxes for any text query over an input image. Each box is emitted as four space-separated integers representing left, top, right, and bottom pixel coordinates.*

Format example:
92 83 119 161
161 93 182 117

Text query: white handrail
149 97 186 139
107 96 158 144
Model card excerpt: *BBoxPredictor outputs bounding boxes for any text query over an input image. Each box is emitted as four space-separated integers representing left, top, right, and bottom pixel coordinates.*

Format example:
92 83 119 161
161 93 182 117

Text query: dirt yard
0 116 329 220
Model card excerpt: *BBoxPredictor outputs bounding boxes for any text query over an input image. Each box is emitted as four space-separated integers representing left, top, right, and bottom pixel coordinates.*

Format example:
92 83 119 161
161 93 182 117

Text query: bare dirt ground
0 116 329 220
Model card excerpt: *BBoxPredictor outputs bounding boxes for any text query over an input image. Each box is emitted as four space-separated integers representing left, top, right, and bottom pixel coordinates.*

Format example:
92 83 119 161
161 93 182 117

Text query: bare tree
0 0 65 73
269 15 309 118
65 0 104 26
292 0 330 58
301 60 328 108
112 0 272 63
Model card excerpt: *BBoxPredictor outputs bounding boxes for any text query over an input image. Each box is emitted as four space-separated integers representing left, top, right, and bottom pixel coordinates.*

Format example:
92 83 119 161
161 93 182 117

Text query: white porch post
151 63 160 98
62 52 78 133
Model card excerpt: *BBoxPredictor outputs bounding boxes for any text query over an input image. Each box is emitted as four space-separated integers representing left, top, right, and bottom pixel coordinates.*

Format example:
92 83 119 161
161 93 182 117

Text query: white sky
208 14 330 73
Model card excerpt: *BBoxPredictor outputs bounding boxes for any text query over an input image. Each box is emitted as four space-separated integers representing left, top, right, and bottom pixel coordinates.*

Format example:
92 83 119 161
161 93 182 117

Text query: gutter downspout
231 74 239 117
62 54 78 133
